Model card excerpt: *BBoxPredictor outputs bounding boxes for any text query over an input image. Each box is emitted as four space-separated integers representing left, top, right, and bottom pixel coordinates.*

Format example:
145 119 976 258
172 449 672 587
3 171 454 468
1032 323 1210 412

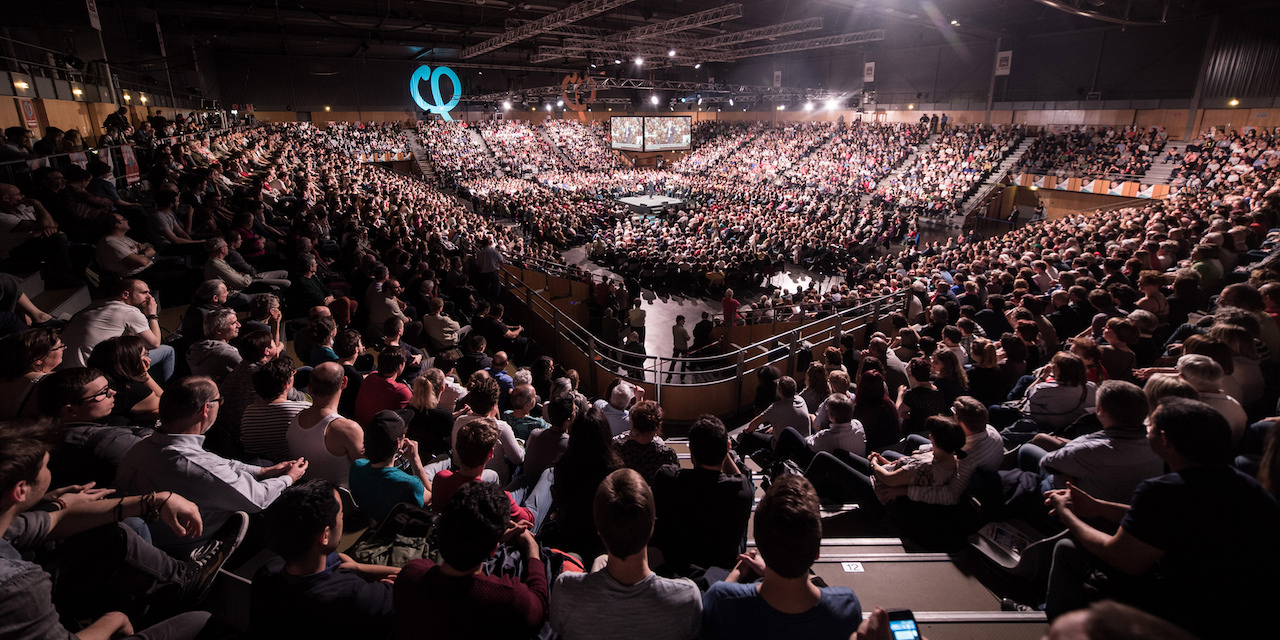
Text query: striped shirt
240 400 311 463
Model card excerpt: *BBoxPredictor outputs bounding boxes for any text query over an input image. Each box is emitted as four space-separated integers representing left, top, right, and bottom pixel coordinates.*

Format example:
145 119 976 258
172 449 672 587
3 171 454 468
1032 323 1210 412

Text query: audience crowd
1015 126 1166 178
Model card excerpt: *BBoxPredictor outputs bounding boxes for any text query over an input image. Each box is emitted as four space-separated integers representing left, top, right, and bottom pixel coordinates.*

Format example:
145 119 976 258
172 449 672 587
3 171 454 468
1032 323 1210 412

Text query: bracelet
146 314 159 320
113 497 126 522
52 498 67 511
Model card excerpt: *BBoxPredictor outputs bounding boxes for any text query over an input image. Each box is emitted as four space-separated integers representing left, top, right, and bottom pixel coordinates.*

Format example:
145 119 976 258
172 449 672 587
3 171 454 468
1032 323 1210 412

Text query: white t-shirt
96 235 147 276
63 301 149 368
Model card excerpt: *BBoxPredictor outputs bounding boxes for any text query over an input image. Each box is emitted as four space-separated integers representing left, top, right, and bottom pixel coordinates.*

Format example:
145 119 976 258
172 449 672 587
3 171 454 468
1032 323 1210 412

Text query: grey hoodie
186 339 242 384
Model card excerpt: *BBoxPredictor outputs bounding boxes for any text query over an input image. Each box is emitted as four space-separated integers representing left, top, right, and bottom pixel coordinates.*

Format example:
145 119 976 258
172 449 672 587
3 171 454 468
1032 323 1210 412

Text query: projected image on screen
610 117 645 151
644 116 692 151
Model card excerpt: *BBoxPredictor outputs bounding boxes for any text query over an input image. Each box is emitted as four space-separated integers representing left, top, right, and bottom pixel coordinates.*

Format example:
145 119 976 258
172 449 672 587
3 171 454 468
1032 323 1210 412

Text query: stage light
614 58 621 64
72 88 83 96
503 101 512 110
608 107 612 111
14 81 29 90
694 63 701 69
123 93 131 101
1229 98 1240 106
635 57 644 65
697 97 702 105
728 98 734 106
777 104 785 111
546 103 552 111
826 98 839 110
557 99 564 107
908 103 915 109
650 94 659 105
804 102 814 111
668 49 676 57
950 19 959 26
140 95 148 103
680 97 687 103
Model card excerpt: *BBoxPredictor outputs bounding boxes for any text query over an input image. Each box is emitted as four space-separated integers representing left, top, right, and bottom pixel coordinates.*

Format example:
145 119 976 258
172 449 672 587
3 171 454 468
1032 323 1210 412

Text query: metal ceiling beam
472 77 853 102
602 4 743 42
697 17 826 48
531 41 736 63
503 19 612 38
461 0 639 59
731 29 885 58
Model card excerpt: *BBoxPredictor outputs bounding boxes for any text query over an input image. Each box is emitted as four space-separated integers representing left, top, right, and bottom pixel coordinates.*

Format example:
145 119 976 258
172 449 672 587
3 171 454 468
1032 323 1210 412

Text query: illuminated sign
411 65 461 121
561 73 597 122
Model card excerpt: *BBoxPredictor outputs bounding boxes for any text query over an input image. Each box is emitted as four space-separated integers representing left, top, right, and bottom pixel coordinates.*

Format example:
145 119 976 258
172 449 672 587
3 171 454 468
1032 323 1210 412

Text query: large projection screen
610 117 645 151
643 116 692 151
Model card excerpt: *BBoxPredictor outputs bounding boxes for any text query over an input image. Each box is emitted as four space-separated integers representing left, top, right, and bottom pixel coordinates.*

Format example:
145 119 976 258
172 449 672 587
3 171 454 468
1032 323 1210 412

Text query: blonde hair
409 375 440 410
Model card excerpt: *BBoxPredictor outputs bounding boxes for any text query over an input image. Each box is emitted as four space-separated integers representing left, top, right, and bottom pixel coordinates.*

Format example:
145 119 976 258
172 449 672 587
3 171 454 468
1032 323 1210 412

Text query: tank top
286 412 351 488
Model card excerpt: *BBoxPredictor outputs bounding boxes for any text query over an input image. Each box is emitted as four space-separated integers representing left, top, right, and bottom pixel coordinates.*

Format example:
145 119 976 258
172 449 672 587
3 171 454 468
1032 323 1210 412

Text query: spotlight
324 105 331 111
694 63 701 69
826 98 839 110
650 94 659 105
614 58 621 64
635 57 644 65
546 103 552 111
668 49 676 57
777 104 785 111
72 88 83 96
503 101 511 110
1229 98 1240 106
950 19 959 26
123 93 131 101
697 97 702 105
14 81 30 90
804 102 813 111
908 103 915 109
728 98 734 106
557 99 564 107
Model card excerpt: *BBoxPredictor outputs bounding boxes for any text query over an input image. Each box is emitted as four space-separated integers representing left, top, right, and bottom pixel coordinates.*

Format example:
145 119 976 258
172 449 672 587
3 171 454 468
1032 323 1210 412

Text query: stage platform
619 195 684 216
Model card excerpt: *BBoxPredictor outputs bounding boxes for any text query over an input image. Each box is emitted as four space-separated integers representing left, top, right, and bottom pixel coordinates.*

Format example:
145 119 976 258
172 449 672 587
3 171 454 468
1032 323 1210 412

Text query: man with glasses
116 376 309 555
62 278 177 383
37 367 154 487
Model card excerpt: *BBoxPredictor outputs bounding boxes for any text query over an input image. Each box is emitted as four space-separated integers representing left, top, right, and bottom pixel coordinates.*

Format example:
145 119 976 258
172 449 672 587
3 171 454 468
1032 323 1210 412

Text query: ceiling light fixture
650 94 659 105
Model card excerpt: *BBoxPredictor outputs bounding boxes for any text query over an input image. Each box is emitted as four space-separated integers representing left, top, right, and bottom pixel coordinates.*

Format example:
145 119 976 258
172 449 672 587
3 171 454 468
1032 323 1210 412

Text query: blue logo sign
411 65 461 121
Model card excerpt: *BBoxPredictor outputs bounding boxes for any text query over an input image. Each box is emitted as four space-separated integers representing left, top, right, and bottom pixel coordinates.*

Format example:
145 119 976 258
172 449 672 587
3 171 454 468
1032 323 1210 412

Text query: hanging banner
1107 181 1124 196
863 62 875 83
773 70 782 88
120 146 140 183
86 0 101 30
995 51 1013 76
1137 184 1155 199
18 98 38 129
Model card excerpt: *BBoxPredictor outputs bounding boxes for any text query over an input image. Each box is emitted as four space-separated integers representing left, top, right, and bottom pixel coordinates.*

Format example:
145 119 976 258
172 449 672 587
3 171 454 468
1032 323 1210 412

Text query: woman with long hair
548 406 624 559
86 335 162 421
853 370 901 451
799 361 830 413
931 348 969 403
964 337 1008 408
0 328 64 420
402 373 453 457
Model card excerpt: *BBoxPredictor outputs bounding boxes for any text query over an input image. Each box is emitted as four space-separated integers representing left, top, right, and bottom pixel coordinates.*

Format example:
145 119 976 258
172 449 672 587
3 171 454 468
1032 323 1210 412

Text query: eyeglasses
49 343 67 351
79 386 116 403
206 397 226 406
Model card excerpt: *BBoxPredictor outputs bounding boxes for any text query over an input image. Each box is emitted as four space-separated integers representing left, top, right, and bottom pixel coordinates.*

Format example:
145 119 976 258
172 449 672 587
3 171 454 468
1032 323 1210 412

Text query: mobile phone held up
887 609 920 640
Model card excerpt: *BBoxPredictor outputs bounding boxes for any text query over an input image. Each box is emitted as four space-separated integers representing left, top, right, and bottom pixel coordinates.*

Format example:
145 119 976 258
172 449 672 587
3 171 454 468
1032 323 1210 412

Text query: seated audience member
178 280 231 347
487 351 514 410
775 392 866 467
593 378 640 436
349 411 432 523
811 370 852 431
456 334 493 382
422 296 461 352
547 407 623 558
203 236 290 301
116 376 309 554
354 347 413 428
451 375 524 485
401 374 454 457
333 328 366 417
551 469 702 640
502 383 548 441
1174 353 1247 444
240 356 311 463
741 375 812 454
612 400 678 482
0 419 217 640
287 362 364 487
522 393 574 483
37 367 153 486
286 254 356 326
1045 600 1197 640
651 415 753 573
393 482 547 640
901 396 1003 505
1021 381 1164 503
217 329 298 444
897 357 949 435
1024 352 1097 430
62 278 175 382
431 418 533 524
186 308 242 384
254 479 397 640
381 316 423 383
0 328 63 420
1042 398 1280 638
307 315 340 366
701 475 862 640
86 335 163 422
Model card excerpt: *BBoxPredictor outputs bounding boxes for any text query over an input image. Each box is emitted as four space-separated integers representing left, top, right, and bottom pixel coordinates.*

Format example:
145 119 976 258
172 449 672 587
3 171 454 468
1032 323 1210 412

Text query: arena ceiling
72 0 1252 75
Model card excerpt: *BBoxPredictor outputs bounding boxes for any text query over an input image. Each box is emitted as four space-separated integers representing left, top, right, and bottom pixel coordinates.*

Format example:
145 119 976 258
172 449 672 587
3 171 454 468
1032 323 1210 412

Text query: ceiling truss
461 0 638 59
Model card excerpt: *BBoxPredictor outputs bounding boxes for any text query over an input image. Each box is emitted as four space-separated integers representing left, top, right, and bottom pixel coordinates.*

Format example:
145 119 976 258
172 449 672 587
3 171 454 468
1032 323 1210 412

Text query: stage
618 195 684 217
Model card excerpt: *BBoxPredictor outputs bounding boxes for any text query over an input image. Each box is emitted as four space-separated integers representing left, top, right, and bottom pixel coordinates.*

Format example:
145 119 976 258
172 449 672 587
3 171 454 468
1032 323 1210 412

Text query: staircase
1141 159 1179 185
16 269 97 324
860 133 939 210
402 131 437 182
952 137 1037 223
538 126 574 171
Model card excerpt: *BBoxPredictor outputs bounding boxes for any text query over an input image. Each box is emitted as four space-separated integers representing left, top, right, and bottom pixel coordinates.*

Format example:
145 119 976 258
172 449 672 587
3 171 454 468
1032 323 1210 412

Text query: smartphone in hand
887 609 921 640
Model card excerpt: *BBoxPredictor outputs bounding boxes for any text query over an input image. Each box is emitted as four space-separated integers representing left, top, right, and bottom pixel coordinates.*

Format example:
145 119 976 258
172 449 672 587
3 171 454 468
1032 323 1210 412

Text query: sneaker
182 511 249 603
1000 598 1037 612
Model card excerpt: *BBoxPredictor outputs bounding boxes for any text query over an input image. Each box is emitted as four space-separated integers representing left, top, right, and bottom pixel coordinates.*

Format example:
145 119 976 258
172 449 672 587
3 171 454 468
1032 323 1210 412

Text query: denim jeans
147 345 176 383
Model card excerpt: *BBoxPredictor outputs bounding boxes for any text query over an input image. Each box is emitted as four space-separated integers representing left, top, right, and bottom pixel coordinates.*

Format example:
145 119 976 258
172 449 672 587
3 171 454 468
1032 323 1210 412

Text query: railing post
734 350 746 409
588 335 599 393
789 329 800 374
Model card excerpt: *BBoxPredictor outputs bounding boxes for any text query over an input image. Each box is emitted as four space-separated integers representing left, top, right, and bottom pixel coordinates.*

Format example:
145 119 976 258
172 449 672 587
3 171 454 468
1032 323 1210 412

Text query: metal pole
984 37 1001 126
95 29 117 105
156 22 178 111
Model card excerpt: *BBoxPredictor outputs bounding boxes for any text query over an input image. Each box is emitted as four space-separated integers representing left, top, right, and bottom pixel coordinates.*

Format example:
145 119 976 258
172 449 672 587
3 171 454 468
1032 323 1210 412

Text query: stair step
31 285 91 321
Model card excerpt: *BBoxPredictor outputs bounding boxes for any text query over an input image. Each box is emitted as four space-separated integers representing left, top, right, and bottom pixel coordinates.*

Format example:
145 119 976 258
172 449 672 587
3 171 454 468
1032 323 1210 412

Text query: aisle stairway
951 137 1037 224
402 131 437 182
859 133 940 210
1141 159 1179 185
17 270 92 322
538 126 575 171
471 128 502 176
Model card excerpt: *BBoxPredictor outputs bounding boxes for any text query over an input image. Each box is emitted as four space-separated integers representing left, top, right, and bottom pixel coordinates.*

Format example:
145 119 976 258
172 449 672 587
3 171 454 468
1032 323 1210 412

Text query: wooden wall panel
0 99 23 131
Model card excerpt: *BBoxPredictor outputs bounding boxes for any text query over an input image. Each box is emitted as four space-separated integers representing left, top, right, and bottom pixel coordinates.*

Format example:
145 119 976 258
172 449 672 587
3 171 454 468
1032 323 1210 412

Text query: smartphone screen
887 611 921 640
